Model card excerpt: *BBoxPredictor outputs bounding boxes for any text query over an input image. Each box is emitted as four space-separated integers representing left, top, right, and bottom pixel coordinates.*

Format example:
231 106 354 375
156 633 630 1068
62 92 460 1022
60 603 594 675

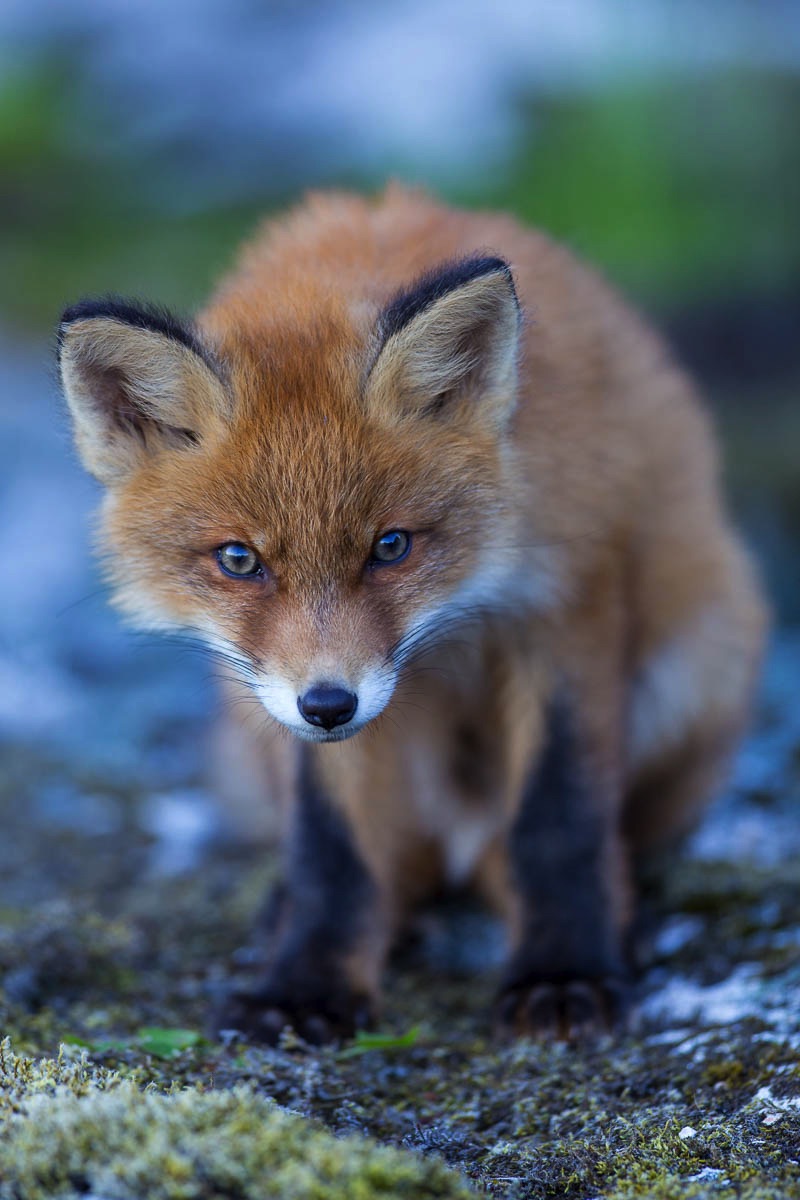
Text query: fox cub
59 186 766 1042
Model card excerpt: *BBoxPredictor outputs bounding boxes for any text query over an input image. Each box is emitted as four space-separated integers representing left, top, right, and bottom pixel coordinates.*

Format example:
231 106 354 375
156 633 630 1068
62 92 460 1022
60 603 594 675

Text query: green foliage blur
0 54 261 327
0 55 797 328
478 72 800 303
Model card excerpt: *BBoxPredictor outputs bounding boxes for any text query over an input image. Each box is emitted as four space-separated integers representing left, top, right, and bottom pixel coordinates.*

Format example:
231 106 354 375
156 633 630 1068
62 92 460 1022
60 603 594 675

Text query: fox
58 185 767 1042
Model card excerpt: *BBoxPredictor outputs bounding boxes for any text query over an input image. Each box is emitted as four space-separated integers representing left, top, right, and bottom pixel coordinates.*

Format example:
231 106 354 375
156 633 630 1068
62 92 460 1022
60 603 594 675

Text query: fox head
59 255 523 741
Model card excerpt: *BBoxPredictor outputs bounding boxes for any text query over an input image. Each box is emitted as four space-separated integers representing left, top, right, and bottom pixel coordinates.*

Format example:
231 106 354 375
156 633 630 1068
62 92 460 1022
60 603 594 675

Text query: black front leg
217 751 382 1044
497 696 631 1040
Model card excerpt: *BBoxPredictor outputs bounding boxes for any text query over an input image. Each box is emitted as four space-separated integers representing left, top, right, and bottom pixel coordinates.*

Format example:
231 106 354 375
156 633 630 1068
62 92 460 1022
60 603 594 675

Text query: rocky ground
0 335 798 1197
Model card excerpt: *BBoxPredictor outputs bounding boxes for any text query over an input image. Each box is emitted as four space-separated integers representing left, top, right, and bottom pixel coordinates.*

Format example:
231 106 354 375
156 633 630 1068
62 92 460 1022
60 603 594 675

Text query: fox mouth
291 722 364 744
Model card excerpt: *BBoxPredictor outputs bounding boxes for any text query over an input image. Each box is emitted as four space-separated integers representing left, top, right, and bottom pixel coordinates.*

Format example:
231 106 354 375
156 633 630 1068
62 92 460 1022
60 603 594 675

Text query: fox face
59 257 522 740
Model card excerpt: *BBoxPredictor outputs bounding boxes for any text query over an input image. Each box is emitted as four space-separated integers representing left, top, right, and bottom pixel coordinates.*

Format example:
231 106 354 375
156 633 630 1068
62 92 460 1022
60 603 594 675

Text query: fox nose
297 685 358 730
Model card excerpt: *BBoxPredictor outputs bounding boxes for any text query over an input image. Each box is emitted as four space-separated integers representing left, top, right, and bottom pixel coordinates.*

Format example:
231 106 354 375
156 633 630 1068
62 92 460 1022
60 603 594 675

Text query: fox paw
494 975 630 1041
215 980 374 1046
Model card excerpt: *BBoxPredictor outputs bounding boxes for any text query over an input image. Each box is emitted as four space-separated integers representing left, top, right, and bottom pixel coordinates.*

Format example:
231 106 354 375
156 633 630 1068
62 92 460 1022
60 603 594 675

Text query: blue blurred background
0 1 798 828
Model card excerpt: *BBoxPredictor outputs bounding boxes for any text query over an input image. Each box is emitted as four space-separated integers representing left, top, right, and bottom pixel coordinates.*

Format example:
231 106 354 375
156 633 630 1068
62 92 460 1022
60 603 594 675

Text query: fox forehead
208 298 370 414
201 405 407 553
128 345 498 588
188 311 380 544
171 307 500 541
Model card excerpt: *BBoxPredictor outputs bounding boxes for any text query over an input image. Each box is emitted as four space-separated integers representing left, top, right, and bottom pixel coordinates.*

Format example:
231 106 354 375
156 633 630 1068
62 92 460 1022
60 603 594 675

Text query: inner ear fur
366 256 521 428
58 298 228 484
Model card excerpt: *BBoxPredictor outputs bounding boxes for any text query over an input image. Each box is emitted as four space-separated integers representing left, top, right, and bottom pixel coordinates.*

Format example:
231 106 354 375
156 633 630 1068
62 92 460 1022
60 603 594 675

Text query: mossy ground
1 646 798 1198
0 1041 473 1199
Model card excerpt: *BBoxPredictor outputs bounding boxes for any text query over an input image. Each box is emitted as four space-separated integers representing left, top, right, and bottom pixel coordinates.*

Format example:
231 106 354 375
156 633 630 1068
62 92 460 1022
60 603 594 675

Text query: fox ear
58 298 228 484
366 256 521 429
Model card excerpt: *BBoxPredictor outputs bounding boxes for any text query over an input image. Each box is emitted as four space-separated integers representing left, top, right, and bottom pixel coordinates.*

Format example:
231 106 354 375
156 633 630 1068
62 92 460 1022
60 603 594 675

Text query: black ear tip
60 299 95 326
55 295 210 366
59 295 135 333
443 254 515 291
379 253 518 343
57 302 89 360
479 254 513 276
486 257 519 304
478 257 519 304
57 300 89 356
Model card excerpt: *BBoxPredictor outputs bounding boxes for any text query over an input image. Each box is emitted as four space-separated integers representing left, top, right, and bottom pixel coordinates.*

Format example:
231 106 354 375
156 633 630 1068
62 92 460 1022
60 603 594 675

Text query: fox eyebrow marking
377 254 517 344
57 296 218 373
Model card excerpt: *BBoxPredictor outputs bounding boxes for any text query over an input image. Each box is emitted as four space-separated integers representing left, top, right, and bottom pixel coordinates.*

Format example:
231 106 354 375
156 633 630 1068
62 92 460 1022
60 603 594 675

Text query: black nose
297 685 358 730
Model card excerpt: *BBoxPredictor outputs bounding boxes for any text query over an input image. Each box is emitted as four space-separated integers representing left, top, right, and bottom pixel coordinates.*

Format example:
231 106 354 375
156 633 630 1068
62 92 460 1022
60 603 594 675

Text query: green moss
0 1040 476 1199
533 1109 799 1199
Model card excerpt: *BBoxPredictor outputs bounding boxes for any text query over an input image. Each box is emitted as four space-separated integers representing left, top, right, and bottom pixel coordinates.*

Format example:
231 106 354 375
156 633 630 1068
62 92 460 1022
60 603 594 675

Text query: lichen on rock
0 1039 475 1199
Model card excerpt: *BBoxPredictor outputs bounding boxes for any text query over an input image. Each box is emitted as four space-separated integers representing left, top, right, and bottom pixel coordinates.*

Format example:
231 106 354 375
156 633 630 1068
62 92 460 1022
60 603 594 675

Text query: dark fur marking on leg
279 750 375 962
216 752 377 1044
497 695 629 1039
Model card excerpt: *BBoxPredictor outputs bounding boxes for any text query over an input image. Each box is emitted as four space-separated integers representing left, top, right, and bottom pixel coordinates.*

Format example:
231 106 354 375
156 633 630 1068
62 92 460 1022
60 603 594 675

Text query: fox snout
254 661 397 742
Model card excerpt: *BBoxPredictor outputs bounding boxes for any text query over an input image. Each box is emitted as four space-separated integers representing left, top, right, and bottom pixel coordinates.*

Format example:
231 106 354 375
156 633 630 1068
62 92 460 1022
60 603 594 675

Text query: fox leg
494 693 632 1039
217 750 389 1045
494 570 633 1040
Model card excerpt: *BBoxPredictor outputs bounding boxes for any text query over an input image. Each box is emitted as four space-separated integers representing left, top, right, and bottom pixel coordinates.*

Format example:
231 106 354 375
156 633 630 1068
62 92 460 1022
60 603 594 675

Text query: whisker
54 586 110 619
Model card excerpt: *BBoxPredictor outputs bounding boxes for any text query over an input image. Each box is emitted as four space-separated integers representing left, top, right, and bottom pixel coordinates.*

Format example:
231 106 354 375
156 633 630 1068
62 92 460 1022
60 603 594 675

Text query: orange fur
60 185 767 1041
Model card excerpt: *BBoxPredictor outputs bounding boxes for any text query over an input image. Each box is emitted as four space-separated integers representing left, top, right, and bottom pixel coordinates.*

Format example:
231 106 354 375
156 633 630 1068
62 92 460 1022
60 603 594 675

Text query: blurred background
0 0 798 858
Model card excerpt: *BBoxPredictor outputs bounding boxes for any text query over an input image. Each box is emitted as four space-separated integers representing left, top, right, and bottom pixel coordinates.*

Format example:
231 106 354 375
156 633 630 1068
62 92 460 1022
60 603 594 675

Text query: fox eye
216 542 263 578
371 530 411 565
